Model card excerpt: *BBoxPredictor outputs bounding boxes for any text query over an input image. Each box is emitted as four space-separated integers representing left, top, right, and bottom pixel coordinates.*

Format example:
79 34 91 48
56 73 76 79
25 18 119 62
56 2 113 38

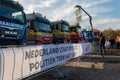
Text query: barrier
0 50 4 80
0 43 92 80
13 47 24 80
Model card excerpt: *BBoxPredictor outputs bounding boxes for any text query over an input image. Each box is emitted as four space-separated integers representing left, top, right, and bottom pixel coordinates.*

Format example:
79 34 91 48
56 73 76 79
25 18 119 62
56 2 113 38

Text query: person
105 39 110 49
109 37 115 49
99 33 106 57
116 36 120 49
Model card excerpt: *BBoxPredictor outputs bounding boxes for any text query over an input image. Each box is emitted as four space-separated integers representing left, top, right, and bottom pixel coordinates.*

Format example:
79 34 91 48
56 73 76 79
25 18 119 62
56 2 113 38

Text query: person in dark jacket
109 37 115 48
99 33 106 57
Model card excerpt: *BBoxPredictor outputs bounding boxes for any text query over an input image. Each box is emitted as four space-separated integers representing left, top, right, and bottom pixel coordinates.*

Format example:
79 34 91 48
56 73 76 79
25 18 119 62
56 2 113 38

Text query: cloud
19 0 58 13
80 0 112 8
50 5 75 21
17 0 119 31
93 18 120 31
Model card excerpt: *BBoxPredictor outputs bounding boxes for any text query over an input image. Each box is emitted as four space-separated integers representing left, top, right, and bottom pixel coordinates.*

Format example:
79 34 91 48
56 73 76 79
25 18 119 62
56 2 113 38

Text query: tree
103 28 119 39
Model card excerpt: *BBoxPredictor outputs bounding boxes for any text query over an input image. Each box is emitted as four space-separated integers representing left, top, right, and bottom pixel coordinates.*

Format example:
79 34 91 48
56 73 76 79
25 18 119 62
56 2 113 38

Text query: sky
17 0 120 31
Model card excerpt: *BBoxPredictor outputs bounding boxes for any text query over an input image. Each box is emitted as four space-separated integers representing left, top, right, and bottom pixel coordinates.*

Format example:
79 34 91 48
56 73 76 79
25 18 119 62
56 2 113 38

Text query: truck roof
0 0 24 10
51 20 69 26
26 13 51 24
70 23 78 27
93 29 100 33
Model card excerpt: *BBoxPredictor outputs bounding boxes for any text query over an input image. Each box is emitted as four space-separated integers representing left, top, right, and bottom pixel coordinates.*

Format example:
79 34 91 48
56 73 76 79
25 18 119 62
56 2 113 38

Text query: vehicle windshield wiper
0 16 23 24
64 30 70 32
46 31 52 33
11 18 23 25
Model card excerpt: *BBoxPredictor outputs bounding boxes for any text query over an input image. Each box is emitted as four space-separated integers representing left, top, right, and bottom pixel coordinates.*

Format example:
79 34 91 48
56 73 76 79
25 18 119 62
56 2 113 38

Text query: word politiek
29 53 73 71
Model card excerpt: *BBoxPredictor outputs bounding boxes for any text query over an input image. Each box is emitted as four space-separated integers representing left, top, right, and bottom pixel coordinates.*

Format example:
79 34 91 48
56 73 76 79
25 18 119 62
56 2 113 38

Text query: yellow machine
26 13 52 45
51 20 71 43
70 23 84 43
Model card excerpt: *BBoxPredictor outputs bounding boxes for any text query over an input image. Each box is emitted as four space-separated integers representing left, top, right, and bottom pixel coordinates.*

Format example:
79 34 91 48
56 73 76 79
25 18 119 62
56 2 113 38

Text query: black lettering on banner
29 63 34 71
29 58 57 72
69 46 74 51
49 48 59 54
73 45 77 50
25 51 30 60
35 61 40 70
25 49 43 60
43 48 48 55
56 55 65 62
59 46 70 53
31 50 35 58
27 45 75 72
65 53 72 59
35 50 39 57
29 61 42 71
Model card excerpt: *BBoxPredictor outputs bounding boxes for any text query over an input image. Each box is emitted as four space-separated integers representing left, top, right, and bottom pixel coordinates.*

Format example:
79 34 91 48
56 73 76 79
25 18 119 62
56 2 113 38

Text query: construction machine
26 13 52 45
69 23 84 43
0 0 26 45
75 5 94 42
51 20 71 43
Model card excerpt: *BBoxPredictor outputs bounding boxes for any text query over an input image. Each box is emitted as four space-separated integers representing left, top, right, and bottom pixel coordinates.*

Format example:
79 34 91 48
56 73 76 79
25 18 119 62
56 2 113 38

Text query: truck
26 13 52 45
75 5 94 42
51 20 71 43
69 23 84 43
82 28 94 42
0 0 26 45
93 29 101 41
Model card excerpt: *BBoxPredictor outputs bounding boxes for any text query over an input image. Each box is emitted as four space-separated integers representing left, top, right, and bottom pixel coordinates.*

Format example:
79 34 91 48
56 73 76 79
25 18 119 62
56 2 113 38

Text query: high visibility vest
118 37 120 42
116 36 120 42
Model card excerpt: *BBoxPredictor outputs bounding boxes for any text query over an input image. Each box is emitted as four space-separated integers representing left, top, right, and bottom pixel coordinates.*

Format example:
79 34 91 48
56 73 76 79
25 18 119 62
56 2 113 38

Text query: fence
0 43 92 80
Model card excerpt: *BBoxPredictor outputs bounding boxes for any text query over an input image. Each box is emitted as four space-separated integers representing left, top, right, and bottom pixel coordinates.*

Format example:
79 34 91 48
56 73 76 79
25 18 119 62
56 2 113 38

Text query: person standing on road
99 33 106 57
109 37 115 49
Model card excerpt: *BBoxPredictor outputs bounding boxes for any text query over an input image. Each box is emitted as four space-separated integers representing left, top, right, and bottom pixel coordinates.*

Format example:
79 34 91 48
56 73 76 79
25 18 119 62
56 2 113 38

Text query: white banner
0 43 93 80
0 50 4 80
2 48 14 80
81 43 92 54
13 47 24 80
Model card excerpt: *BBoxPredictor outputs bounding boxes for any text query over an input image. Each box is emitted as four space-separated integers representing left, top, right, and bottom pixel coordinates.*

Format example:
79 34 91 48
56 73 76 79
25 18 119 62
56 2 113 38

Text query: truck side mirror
27 20 30 28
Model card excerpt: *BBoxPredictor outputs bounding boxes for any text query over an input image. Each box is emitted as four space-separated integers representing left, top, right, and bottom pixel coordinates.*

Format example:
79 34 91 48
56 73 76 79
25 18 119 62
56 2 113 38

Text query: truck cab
82 28 94 42
26 13 52 45
0 0 26 45
70 23 84 43
51 20 71 43
93 29 101 41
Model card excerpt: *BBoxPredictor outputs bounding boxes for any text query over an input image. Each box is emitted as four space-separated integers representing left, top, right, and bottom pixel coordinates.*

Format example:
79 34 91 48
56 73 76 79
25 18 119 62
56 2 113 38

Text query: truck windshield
78 27 82 32
86 31 92 35
0 4 26 24
70 27 76 32
94 32 100 36
37 22 51 33
62 24 70 32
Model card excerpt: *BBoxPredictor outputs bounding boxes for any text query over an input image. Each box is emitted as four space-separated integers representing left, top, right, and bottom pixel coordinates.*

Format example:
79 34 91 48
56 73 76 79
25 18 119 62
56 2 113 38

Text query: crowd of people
97 32 120 57
105 36 120 49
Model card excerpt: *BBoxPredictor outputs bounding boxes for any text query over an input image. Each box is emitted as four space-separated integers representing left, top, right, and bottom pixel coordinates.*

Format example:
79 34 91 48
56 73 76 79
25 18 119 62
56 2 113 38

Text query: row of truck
0 0 100 46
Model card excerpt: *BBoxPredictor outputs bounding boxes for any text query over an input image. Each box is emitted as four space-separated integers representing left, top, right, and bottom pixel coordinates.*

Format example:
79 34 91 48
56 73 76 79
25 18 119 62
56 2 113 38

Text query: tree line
103 28 120 39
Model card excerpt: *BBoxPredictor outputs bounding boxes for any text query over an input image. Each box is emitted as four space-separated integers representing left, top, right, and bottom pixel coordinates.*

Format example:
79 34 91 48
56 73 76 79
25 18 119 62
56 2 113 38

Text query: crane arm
75 5 93 30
